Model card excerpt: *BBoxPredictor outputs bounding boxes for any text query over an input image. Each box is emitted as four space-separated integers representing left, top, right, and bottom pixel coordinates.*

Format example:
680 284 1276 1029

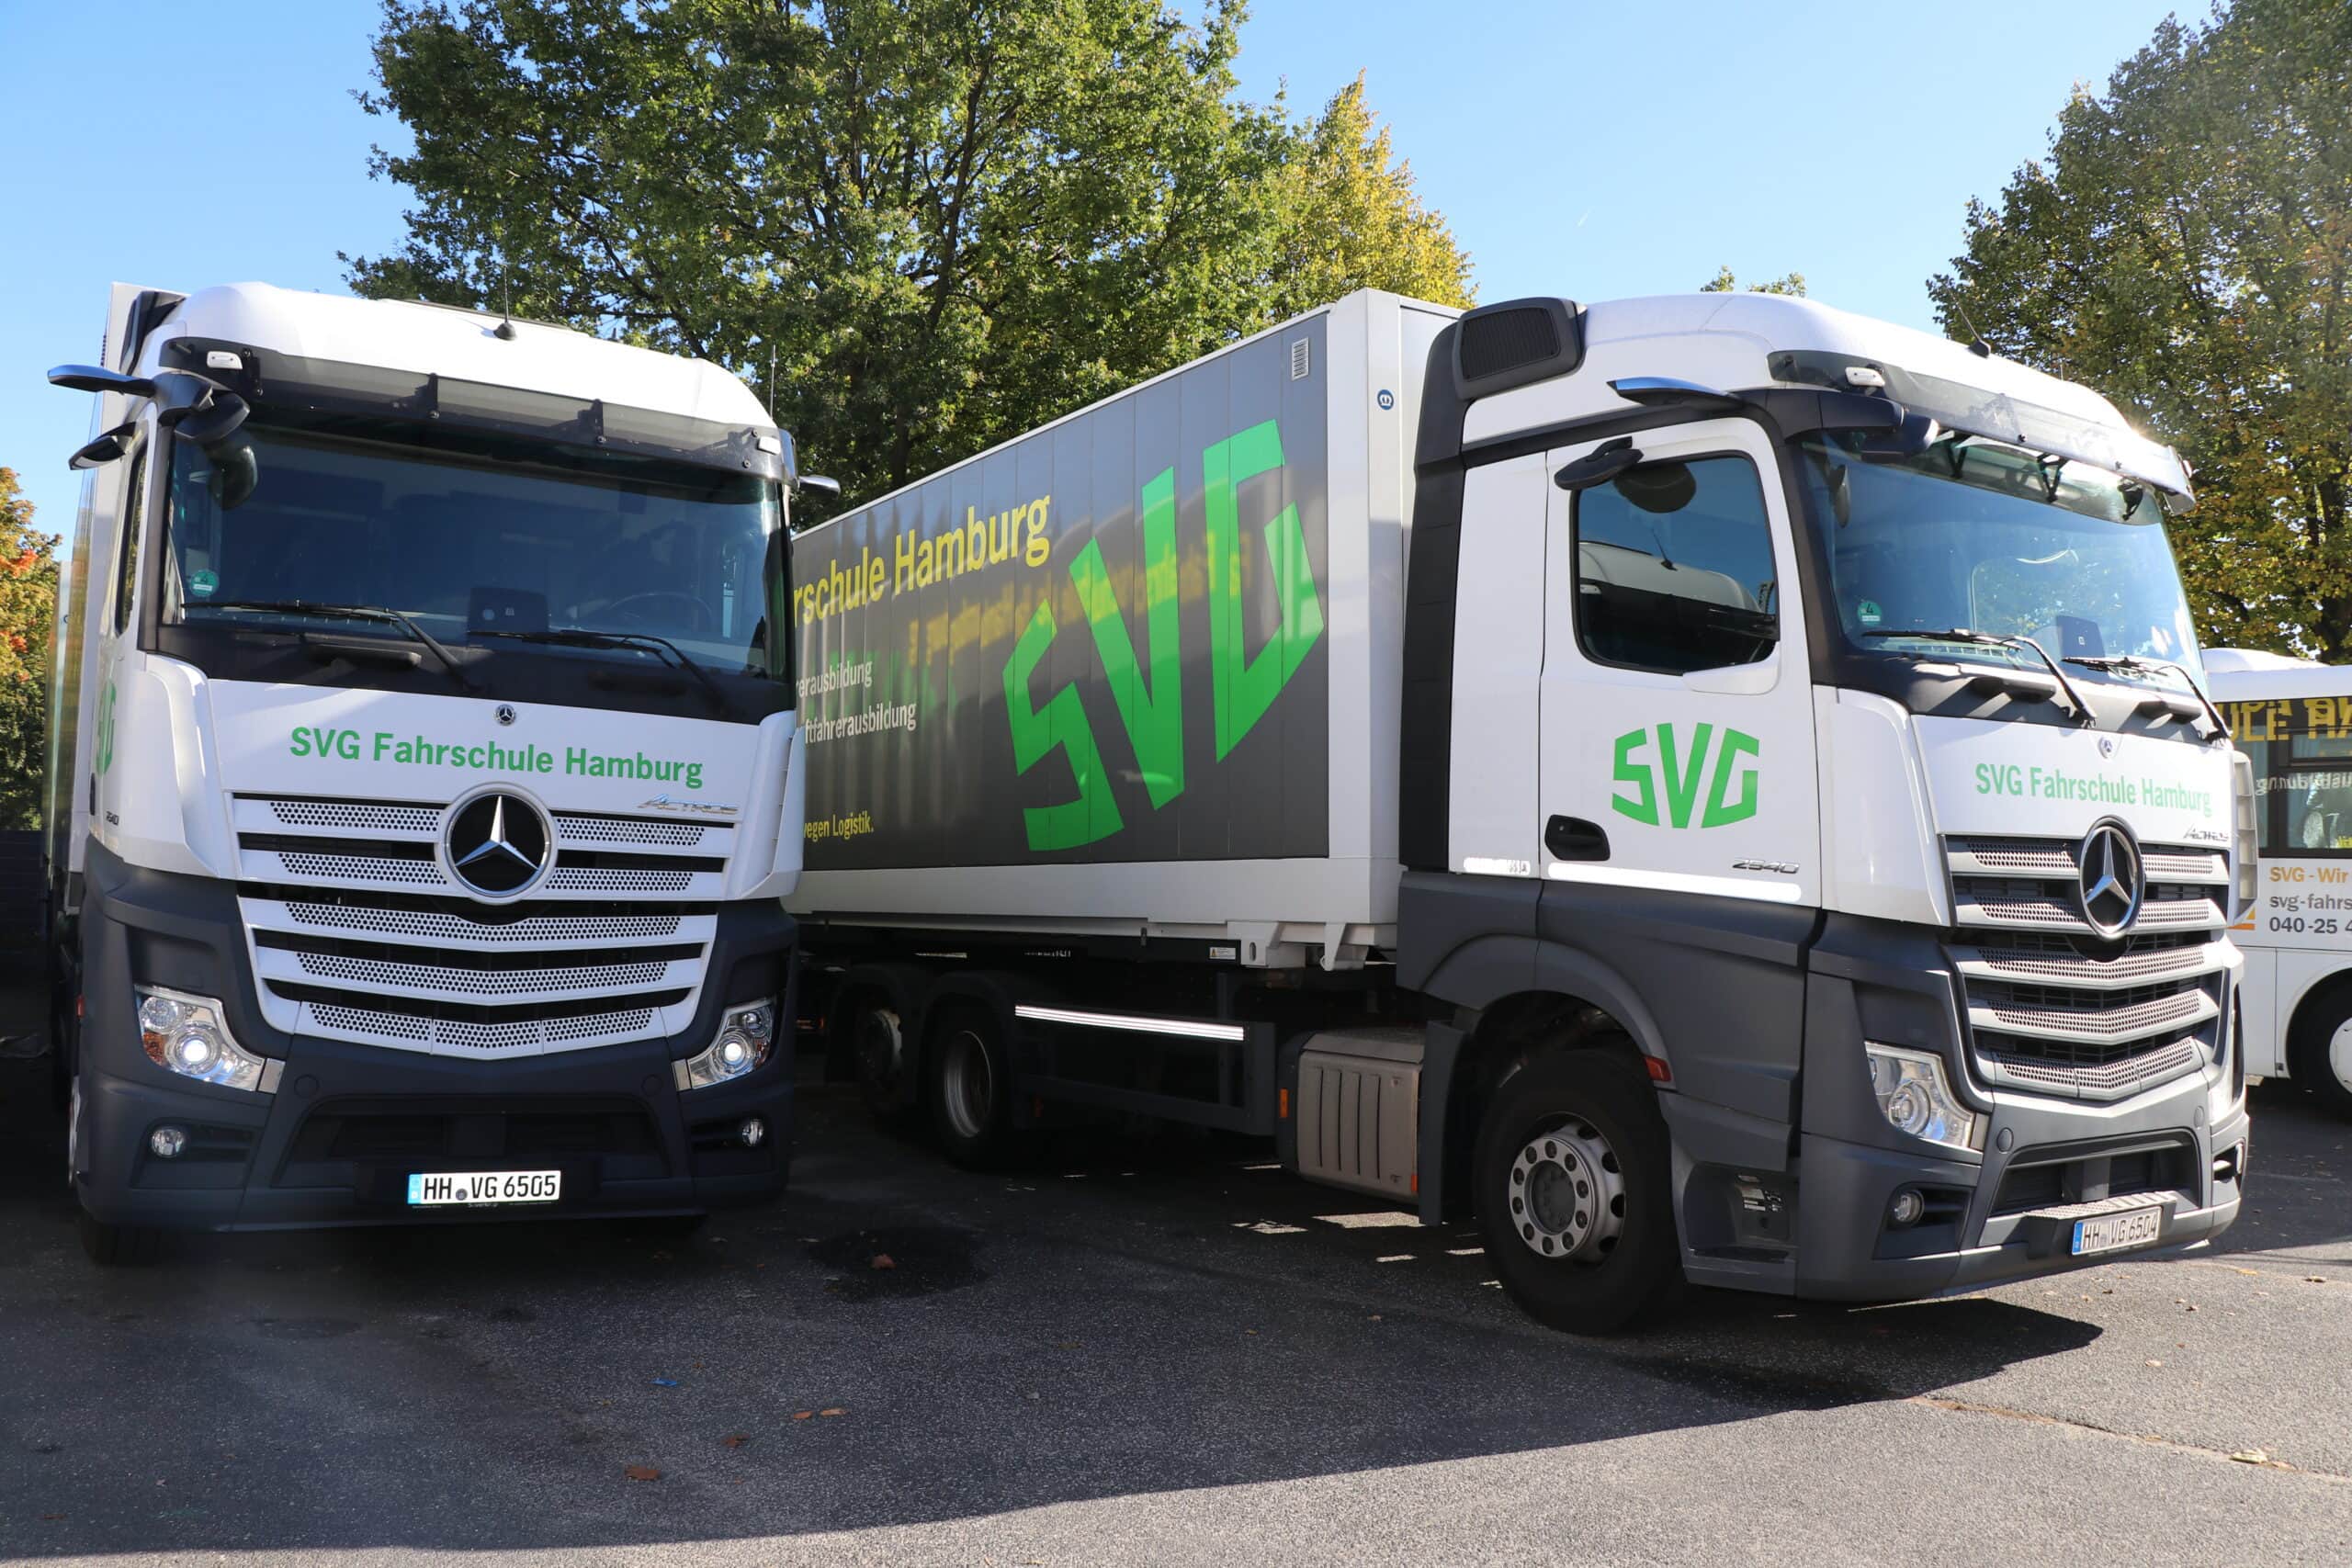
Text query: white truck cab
47 283 808 1260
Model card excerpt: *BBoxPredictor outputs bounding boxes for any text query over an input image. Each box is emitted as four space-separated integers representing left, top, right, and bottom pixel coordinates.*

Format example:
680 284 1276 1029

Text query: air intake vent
1450 297 1584 398
1460 308 1557 382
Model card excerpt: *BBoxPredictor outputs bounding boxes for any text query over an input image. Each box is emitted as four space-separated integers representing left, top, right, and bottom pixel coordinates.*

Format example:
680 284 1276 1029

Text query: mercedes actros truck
786 288 2254 1333
44 282 808 1261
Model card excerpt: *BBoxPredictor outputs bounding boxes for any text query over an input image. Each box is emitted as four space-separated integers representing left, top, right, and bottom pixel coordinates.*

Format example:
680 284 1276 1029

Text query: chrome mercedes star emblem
2076 820 2143 939
446 791 551 897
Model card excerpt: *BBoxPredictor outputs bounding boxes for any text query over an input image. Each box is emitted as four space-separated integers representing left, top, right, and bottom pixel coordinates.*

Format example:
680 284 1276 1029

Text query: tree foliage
1262 74 1473 321
347 0 1474 511
1929 0 2352 656
1699 265 1805 297
0 467 60 830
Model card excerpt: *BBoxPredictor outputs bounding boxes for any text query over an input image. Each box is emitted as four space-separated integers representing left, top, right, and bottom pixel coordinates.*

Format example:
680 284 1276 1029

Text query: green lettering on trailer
1004 599 1123 851
1205 420 1323 761
1069 465 1184 809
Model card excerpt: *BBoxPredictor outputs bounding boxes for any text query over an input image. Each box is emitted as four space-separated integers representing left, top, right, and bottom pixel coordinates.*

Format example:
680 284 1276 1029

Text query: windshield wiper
1863 627 2091 721
470 626 728 712
2065 654 2225 734
202 599 482 694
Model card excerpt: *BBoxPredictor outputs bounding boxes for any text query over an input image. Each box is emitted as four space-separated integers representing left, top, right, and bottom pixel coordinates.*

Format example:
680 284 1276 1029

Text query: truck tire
927 1003 1018 1168
78 1210 163 1267
850 994 922 1129
1472 1039 1680 1335
2289 988 2352 1121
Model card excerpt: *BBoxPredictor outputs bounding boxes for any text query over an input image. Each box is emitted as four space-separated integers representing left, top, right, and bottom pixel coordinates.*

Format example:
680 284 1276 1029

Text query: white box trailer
786 287 2252 1333
790 290 1454 967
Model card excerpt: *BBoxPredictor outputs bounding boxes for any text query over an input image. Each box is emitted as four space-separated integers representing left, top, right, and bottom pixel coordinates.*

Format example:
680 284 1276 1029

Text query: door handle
1545 815 1609 863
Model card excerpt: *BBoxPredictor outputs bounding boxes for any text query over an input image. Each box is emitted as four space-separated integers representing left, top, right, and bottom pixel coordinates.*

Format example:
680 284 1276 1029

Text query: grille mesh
276 852 447 886
556 815 708 847
294 952 670 995
277 901 685 944
549 866 696 893
266 799 439 834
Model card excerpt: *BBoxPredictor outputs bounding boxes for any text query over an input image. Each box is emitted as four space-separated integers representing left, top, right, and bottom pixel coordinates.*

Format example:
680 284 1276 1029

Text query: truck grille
232 793 736 1058
1943 834 2229 1101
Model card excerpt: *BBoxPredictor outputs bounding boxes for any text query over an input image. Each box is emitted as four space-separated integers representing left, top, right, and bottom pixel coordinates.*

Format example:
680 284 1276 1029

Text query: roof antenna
1950 295 1993 359
493 209 517 341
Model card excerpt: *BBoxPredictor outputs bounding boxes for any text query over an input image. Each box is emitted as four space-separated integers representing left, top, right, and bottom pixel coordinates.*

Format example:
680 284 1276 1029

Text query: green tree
1928 0 2352 656
1260 73 1473 320
0 467 60 830
1700 265 1805 297
346 2 1472 512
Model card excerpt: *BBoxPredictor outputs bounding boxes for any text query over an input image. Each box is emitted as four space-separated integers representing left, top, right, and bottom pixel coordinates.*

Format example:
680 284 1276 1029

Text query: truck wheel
2289 992 2352 1121
1472 1040 1680 1335
928 1005 1017 1168
851 996 922 1128
78 1210 163 1267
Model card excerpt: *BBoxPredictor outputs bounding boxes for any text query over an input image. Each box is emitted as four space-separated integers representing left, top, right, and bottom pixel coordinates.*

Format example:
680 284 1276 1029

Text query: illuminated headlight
673 998 777 1090
1864 1043 1979 1152
136 986 278 1094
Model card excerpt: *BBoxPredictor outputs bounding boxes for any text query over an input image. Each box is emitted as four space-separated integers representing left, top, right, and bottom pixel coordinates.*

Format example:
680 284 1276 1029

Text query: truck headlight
673 998 777 1090
137 986 278 1094
1864 1043 1978 1152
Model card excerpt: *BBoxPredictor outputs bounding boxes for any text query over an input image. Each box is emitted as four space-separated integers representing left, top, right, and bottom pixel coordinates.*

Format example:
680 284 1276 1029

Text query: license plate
406 1170 562 1207
2072 1204 2163 1257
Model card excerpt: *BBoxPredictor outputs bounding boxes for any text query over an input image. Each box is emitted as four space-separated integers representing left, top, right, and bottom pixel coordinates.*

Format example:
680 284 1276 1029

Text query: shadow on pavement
0 950 2106 1559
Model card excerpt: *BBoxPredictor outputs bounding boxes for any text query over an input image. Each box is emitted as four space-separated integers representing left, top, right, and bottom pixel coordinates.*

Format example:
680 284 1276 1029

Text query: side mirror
68 421 137 470
1555 438 1643 492
174 392 249 446
797 474 842 498
49 364 157 399
205 432 259 511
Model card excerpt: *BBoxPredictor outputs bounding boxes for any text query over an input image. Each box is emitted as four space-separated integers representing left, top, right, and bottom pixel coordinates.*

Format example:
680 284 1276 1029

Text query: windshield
1796 433 2201 681
163 423 781 674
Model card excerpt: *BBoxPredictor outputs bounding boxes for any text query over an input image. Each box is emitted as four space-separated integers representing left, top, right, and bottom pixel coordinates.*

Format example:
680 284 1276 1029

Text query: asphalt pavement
2 953 2347 1566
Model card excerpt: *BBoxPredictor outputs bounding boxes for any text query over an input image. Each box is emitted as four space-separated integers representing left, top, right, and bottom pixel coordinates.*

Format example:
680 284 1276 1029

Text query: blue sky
0 0 2187 547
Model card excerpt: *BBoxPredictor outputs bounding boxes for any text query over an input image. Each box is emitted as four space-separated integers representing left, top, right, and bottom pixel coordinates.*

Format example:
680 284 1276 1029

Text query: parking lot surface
3 958 2348 1566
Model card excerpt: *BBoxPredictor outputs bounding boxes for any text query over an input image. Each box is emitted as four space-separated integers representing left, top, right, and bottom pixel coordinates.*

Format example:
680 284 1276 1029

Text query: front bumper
1789 1095 2248 1301
74 1033 792 1231
72 839 795 1232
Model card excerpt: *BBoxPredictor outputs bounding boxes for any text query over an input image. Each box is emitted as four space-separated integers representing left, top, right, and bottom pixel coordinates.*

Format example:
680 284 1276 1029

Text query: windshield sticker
1856 599 1883 626
188 569 218 599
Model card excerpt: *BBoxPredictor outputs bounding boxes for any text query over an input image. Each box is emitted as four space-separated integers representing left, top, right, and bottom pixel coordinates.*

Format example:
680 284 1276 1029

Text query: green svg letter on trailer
1205 420 1323 760
1004 600 1123 851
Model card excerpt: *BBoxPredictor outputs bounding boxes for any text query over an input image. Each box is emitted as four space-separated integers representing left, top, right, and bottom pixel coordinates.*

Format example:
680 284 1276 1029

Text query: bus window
2227 697 2352 856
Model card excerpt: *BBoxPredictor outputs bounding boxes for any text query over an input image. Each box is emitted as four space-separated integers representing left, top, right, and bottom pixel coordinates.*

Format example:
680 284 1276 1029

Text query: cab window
1572 454 1778 675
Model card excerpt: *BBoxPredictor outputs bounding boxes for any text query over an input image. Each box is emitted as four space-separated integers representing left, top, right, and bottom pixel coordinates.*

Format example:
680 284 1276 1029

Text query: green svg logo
1611 723 1760 829
1004 418 1323 852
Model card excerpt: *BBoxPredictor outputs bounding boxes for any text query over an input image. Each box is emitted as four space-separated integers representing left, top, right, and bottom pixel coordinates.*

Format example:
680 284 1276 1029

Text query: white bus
2211 647 2352 1117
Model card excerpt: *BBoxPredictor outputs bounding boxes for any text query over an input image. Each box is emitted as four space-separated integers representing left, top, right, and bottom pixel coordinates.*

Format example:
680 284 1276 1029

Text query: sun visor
1769 350 2192 510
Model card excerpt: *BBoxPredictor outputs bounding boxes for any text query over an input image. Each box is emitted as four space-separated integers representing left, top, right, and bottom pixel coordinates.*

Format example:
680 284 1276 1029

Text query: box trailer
787 288 2253 1332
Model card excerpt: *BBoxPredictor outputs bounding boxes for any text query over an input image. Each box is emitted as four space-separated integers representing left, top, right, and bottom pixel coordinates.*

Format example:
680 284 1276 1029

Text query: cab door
1533 415 1821 1131
1536 417 1819 907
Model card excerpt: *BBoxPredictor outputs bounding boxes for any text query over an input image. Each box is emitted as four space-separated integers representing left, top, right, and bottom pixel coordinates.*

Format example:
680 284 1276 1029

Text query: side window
2227 696 2352 856
1572 454 1778 674
113 446 148 637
